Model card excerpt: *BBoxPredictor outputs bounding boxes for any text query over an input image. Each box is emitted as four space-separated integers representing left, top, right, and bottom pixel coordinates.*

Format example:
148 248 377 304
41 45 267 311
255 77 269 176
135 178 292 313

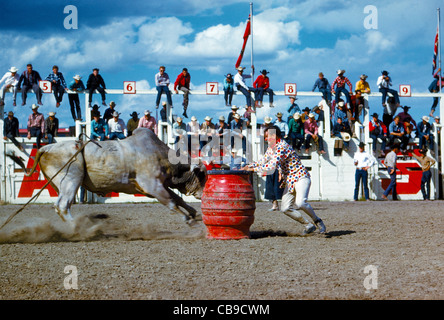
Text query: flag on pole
235 15 251 69
433 25 439 74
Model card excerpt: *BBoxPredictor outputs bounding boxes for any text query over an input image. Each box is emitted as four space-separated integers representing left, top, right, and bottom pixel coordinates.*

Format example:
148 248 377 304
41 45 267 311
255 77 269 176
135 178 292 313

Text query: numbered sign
284 83 297 96
206 82 219 95
123 81 136 94
399 84 411 97
39 80 52 93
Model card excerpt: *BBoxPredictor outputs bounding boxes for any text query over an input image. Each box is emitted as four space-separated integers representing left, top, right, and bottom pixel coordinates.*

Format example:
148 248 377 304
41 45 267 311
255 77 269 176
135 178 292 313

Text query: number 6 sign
399 84 411 97
39 80 52 93
123 81 136 94
206 82 219 95
284 83 297 96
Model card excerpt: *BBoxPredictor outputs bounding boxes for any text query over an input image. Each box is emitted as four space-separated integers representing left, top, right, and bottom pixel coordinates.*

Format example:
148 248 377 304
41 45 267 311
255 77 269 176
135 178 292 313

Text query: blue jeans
379 87 400 105
354 169 369 200
319 88 332 102
254 87 274 104
108 132 126 140
156 86 172 107
370 133 386 152
419 135 434 151
29 127 43 149
224 88 234 105
421 170 432 200
384 166 397 199
334 87 351 104
46 133 55 144
290 132 304 150
236 85 254 107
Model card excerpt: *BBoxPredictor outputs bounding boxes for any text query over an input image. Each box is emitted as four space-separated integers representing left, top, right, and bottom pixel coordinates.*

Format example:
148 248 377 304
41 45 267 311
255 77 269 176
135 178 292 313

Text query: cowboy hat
9 67 18 73
109 101 116 107
231 105 239 110
260 69 269 75
48 111 56 117
358 142 366 149
130 111 139 117
288 95 297 100
204 116 212 121
233 113 241 119
7 111 14 116
308 113 315 118
337 69 345 74
371 113 379 118
219 115 225 121
338 101 345 107
264 116 272 124
73 75 82 80
112 111 120 117
176 116 183 122
236 66 246 71
422 115 430 122
293 112 301 120
31 104 39 110
276 112 283 118
340 132 351 142
144 110 151 115
302 107 311 112
360 74 368 80
191 116 197 121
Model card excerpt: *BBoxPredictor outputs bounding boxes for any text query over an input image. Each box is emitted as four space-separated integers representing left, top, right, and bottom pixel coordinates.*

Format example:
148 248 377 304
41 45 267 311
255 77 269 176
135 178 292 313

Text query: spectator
304 113 326 155
27 104 45 149
377 70 400 107
45 65 67 108
288 112 304 152
229 148 247 170
287 96 300 121
260 116 274 153
382 144 400 200
200 116 216 152
187 116 200 152
274 112 289 141
108 112 127 140
3 111 24 151
355 74 371 94
428 68 444 117
138 110 157 134
17 64 42 106
331 69 352 105
388 116 409 152
233 66 255 109
312 72 332 104
350 90 365 124
301 107 311 123
230 113 246 154
312 105 325 132
91 111 108 141
433 116 441 136
331 117 351 151
127 111 139 136
172 116 187 145
86 68 107 107
174 68 191 118
412 148 436 201
44 111 59 144
155 66 172 109
353 142 375 201
0 67 20 107
223 73 234 106
90 104 100 119
68 75 85 121
333 101 349 126
398 105 417 135
103 101 117 123
215 115 230 147
253 69 274 107
382 96 399 129
160 101 167 122
243 106 254 127
227 105 239 124
417 116 434 152
369 113 388 156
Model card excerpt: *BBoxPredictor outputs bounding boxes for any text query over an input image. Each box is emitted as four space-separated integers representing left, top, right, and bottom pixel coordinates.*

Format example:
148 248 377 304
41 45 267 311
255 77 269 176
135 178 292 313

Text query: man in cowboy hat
377 70 400 107
68 74 85 121
331 69 353 105
187 115 200 153
86 68 107 107
174 68 191 118
287 95 300 120
223 73 234 106
388 115 409 152
230 113 246 154
233 66 255 109
200 115 216 152
44 111 59 144
304 113 326 155
274 112 289 140
301 107 311 123
172 116 187 146
353 142 376 201
3 110 24 151
369 112 387 156
127 111 140 136
253 69 274 107
397 105 417 135
288 112 304 151
17 64 43 106
138 109 157 134
91 111 108 141
331 116 351 152
103 101 117 123
333 101 349 127
27 104 45 149
417 115 435 152
312 72 332 104
382 143 400 200
45 65 67 108
108 111 127 140
355 74 371 94
0 67 20 106
412 148 436 201
227 105 239 124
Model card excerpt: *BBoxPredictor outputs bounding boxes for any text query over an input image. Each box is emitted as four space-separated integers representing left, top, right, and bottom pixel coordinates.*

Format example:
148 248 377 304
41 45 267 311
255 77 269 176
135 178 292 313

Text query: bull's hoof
186 219 198 227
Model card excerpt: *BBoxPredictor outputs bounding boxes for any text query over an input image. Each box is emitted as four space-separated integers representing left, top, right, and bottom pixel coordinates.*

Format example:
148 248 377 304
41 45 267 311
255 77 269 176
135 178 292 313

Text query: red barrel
201 170 256 240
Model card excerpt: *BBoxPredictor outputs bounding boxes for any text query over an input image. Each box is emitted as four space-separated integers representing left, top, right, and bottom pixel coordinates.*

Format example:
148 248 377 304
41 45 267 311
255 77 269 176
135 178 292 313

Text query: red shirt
253 75 270 90
174 72 190 90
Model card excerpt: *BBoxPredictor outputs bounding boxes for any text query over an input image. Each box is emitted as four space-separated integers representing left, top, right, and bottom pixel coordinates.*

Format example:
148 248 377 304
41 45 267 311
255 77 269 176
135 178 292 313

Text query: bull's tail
26 148 46 177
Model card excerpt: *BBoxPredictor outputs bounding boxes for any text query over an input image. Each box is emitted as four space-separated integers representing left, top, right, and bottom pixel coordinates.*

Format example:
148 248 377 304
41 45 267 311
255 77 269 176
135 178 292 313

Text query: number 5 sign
399 84 411 97
284 83 297 96
123 81 136 94
39 80 52 93
206 82 219 95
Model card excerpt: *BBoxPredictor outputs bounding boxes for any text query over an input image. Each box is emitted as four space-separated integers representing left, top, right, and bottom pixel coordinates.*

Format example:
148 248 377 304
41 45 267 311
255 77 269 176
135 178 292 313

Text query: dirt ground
0 200 442 300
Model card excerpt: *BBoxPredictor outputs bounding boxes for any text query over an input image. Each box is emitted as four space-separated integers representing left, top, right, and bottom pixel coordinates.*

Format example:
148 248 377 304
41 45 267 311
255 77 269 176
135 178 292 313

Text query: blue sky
1 0 442 128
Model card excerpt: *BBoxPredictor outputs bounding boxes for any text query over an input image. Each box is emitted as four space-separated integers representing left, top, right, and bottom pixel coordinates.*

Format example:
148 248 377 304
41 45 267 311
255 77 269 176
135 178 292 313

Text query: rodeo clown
242 125 326 235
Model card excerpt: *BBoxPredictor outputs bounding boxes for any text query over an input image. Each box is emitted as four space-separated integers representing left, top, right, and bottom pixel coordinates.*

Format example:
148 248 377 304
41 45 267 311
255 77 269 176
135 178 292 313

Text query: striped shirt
27 112 45 133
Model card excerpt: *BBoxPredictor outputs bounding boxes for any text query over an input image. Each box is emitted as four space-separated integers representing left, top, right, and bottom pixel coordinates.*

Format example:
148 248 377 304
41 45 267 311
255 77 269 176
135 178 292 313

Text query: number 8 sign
123 81 136 94
399 84 411 97
284 83 297 96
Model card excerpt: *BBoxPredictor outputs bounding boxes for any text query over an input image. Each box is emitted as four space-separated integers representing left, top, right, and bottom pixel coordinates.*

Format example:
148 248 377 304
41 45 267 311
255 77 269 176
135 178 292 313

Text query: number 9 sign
123 81 136 94
39 80 52 93
399 84 411 97
284 83 297 96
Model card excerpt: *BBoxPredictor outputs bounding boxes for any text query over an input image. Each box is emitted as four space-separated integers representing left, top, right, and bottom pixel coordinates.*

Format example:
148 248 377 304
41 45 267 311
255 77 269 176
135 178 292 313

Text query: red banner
235 15 251 69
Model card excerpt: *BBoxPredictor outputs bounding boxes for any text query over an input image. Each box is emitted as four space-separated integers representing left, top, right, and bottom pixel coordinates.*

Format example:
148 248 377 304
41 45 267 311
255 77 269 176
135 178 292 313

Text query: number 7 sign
206 82 219 95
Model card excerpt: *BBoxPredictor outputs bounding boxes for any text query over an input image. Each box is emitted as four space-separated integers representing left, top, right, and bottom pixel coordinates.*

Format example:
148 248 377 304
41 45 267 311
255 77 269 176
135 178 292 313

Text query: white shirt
234 72 251 90
108 118 127 136
376 75 392 89
353 150 376 169
0 72 19 87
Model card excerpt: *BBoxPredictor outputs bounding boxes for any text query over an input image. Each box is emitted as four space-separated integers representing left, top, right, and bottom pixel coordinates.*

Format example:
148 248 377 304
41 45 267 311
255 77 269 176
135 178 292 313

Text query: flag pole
438 8 442 94
250 2 254 80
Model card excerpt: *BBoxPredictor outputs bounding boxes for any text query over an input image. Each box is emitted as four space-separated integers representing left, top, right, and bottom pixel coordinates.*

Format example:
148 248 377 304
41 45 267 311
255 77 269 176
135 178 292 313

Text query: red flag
433 26 439 74
235 15 251 69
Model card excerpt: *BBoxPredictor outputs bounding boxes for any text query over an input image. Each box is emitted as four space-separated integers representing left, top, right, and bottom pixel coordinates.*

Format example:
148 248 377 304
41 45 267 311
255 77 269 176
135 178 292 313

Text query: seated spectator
45 65 67 108
200 116 216 151
243 106 255 127
287 96 300 121
174 67 191 118
288 112 304 151
331 69 352 105
312 105 325 130
227 105 239 124
215 115 230 147
138 110 157 134
301 107 311 123
377 70 400 107
108 112 127 140
397 106 417 136
68 75 85 121
230 113 246 154
428 68 444 117
91 111 108 141
260 116 273 152
90 104 100 119
172 116 187 146
187 116 200 152
388 115 409 151
253 69 274 107
229 148 247 170
369 113 388 156
0 67 20 107
18 64 42 106
312 72 332 104
417 116 434 152
233 66 255 109
127 111 139 136
304 113 326 155
27 104 45 149
44 111 59 144
274 112 289 141
103 101 117 123
333 101 349 127
160 101 167 122
350 90 365 123
382 96 399 129
223 73 234 106
155 66 173 109
355 74 371 94
3 111 24 151
432 116 441 136
331 117 351 151
86 68 107 107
